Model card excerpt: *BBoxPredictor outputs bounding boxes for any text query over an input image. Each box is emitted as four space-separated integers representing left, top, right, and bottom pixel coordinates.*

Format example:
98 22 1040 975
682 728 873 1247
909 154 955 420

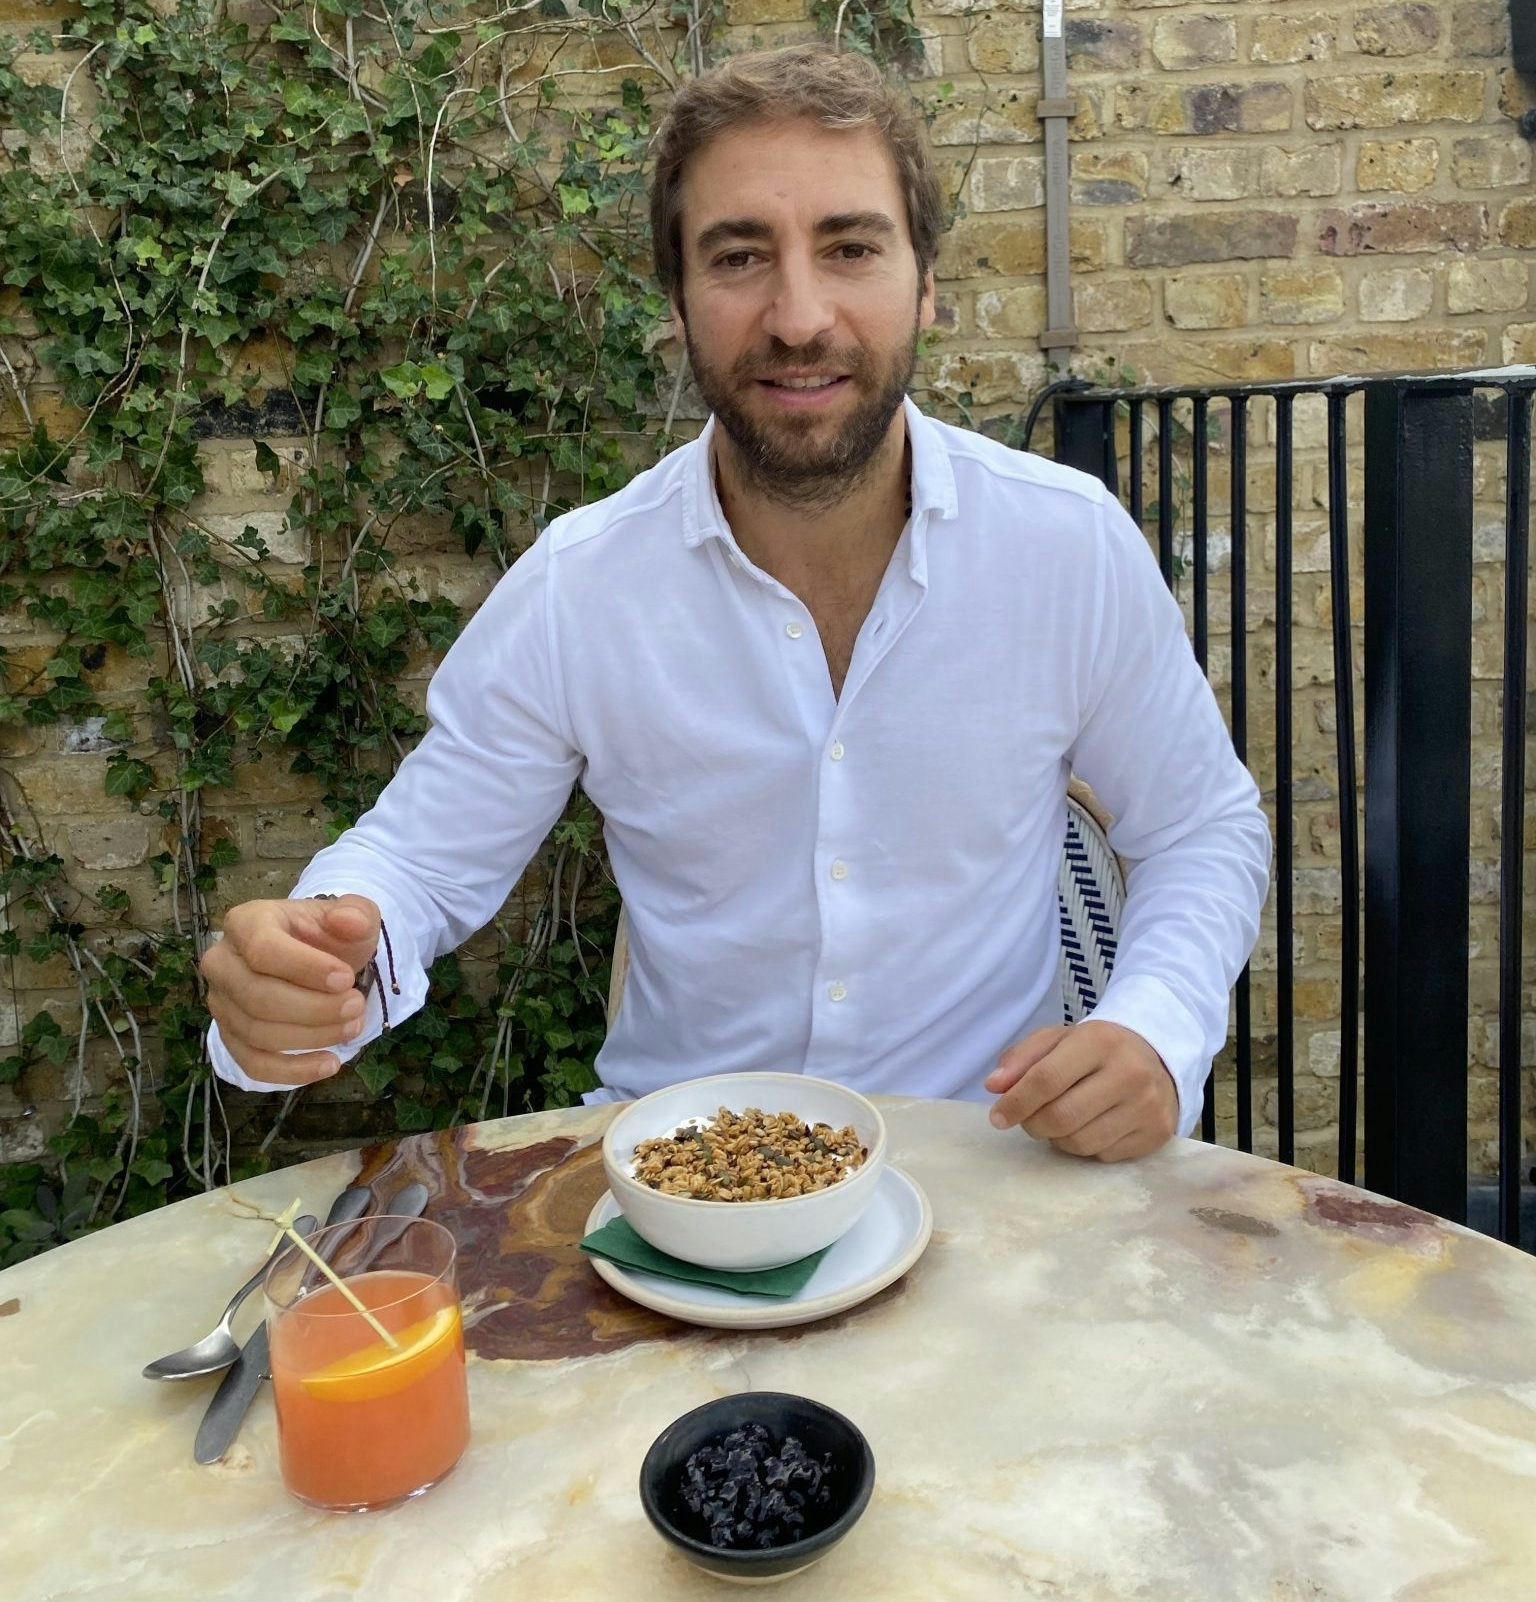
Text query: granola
631 1106 868 1201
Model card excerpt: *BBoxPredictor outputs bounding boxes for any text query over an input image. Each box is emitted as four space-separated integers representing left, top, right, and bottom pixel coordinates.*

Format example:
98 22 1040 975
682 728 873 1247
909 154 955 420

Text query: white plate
583 1165 933 1331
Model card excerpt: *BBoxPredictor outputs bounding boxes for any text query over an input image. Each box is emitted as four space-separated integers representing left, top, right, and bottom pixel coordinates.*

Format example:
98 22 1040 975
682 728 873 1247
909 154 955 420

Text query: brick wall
908 0 1529 386
3 0 1534 1178
878 0 1534 1175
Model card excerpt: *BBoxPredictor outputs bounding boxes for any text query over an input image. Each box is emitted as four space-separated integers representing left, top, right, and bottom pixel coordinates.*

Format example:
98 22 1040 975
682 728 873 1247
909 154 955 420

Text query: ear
917 267 936 331
670 292 687 342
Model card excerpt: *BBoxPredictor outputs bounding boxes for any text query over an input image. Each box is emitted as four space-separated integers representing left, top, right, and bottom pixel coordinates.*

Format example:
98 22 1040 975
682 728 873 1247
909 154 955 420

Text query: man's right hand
201 894 381 1086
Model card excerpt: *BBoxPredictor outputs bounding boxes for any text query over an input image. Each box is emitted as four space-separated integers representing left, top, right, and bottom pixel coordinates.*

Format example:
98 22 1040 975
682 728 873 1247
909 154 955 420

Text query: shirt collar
903 396 959 524
681 397 959 554
680 415 724 549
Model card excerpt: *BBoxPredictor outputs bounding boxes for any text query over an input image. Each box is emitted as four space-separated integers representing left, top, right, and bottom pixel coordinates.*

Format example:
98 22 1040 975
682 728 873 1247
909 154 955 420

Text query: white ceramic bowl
602 1073 888 1271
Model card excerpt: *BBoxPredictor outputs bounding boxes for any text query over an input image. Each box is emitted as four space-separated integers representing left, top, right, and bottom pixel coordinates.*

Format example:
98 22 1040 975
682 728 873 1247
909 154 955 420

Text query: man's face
673 118 936 507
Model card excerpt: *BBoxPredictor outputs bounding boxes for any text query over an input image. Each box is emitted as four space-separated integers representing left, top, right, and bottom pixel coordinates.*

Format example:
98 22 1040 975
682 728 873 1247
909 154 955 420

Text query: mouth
754 374 852 407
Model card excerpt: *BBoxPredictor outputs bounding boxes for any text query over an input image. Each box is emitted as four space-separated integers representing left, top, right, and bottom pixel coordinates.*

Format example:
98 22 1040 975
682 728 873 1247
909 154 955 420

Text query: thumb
302 894 381 973
984 1024 1072 1095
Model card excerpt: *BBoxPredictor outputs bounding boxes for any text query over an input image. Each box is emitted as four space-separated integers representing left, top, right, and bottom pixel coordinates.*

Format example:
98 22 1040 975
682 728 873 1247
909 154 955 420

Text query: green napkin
579 1216 831 1298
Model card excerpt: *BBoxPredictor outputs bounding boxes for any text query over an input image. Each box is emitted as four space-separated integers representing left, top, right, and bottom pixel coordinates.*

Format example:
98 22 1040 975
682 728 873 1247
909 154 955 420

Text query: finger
228 912 357 993
311 898 381 966
990 1030 1100 1129
220 971 366 1030
984 1025 1071 1095
1084 1126 1163 1164
1046 1098 1141 1158
214 1012 363 1053
218 1037 341 1087
1022 1067 1124 1144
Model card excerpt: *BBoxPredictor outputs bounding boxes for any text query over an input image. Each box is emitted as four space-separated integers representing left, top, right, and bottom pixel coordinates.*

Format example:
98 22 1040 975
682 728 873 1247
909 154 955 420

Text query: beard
685 322 919 512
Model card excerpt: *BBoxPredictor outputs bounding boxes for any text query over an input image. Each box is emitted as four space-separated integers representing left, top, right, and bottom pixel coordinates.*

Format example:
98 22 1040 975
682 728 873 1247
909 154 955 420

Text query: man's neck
713 415 912 588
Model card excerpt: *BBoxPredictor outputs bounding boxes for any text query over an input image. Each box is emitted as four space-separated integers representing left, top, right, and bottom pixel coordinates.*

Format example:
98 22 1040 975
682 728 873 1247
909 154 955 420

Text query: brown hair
649 45 946 300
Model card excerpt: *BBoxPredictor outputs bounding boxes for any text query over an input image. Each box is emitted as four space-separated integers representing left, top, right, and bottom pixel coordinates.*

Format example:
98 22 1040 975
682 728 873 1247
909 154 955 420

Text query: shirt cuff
207 1018 371 1093
1084 971 1210 1139
204 888 430 1092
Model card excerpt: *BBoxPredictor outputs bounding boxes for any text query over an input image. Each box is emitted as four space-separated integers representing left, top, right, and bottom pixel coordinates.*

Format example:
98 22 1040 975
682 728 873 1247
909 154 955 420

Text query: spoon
142 1212 319 1381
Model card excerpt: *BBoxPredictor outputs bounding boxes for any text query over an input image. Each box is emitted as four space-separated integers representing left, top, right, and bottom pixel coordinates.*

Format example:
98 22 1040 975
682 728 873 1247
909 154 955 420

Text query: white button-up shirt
210 400 1271 1135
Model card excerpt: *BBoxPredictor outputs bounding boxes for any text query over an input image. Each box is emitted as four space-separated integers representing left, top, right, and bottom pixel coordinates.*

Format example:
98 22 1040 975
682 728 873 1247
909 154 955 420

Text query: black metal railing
1043 366 1536 1248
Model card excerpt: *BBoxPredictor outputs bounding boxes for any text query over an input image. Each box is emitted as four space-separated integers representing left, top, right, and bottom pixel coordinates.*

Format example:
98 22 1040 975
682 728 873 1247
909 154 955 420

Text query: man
204 46 1271 1162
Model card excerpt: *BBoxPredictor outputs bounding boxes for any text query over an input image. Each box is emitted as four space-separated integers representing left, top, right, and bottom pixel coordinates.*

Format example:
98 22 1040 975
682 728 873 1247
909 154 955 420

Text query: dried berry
677 1422 839 1550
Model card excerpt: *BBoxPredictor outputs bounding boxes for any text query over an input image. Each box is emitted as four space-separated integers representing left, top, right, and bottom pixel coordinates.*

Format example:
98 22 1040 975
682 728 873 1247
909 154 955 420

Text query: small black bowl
639 1391 876 1584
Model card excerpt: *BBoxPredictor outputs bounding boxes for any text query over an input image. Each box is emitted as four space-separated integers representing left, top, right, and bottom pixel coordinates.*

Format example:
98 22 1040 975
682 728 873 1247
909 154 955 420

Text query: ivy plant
0 0 936 1265
0 0 691 1261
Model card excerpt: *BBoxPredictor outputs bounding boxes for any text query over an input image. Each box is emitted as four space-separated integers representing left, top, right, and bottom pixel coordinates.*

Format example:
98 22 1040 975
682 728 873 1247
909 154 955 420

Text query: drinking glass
263 1215 469 1510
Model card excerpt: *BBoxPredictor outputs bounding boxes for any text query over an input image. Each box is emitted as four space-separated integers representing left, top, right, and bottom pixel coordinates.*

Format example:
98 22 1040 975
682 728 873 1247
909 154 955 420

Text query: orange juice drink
264 1218 469 1510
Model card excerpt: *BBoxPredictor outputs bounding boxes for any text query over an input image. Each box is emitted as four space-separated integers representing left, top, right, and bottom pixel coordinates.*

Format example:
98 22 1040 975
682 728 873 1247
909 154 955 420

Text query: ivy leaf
364 610 405 648
380 361 422 399
221 172 261 209
557 183 592 217
452 500 492 558
279 79 315 118
265 697 306 734
311 209 351 245
253 441 280 475
324 388 361 429
354 1058 397 1097
104 754 154 801
207 836 241 869
418 363 456 402
156 454 204 507
194 311 241 346
0 1207 54 1238
394 1097 435 1132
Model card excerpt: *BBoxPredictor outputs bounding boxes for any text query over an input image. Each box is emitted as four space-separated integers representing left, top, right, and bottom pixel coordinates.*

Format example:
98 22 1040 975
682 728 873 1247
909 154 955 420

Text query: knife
194 1182 376 1465
296 1181 431 1294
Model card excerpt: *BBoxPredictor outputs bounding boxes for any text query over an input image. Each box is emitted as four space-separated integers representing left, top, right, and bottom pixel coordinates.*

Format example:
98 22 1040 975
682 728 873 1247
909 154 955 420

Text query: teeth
773 376 840 390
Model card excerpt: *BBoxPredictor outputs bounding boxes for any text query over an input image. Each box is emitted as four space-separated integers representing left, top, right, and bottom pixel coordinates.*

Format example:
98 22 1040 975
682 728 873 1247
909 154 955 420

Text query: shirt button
828 981 848 1002
830 860 849 881
785 621 804 639
829 741 845 761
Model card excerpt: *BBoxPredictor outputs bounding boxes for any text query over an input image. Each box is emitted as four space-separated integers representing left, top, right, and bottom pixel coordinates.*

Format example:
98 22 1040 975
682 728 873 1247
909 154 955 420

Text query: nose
760 253 836 350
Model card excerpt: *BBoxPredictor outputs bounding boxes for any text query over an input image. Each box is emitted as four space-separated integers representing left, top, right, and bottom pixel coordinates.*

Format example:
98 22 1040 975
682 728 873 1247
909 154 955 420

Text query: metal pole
1053 395 1117 491
1362 379 1474 1221
1038 0 1078 371
1497 388 1531 1247
1275 396 1295 1167
1326 394 1361 1185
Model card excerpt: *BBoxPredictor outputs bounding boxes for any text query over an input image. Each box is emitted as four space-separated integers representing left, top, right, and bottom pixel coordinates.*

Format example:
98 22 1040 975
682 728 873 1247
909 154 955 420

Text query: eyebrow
693 210 900 256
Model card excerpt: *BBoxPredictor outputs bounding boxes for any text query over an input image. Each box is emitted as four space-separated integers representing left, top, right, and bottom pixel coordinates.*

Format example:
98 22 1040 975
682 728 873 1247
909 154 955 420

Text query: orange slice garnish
299 1304 461 1403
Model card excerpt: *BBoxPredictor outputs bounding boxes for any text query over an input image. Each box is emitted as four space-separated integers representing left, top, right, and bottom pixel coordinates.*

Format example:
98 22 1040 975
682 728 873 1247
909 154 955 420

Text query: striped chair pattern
1056 790 1125 1022
606 787 1126 1033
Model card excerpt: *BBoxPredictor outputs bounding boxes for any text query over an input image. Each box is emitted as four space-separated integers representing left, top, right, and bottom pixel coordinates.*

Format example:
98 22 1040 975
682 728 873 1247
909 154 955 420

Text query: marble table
5 1098 1536 1600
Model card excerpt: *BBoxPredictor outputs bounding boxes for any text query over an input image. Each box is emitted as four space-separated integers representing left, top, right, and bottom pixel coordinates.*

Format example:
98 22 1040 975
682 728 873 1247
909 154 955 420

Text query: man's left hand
983 1021 1179 1162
